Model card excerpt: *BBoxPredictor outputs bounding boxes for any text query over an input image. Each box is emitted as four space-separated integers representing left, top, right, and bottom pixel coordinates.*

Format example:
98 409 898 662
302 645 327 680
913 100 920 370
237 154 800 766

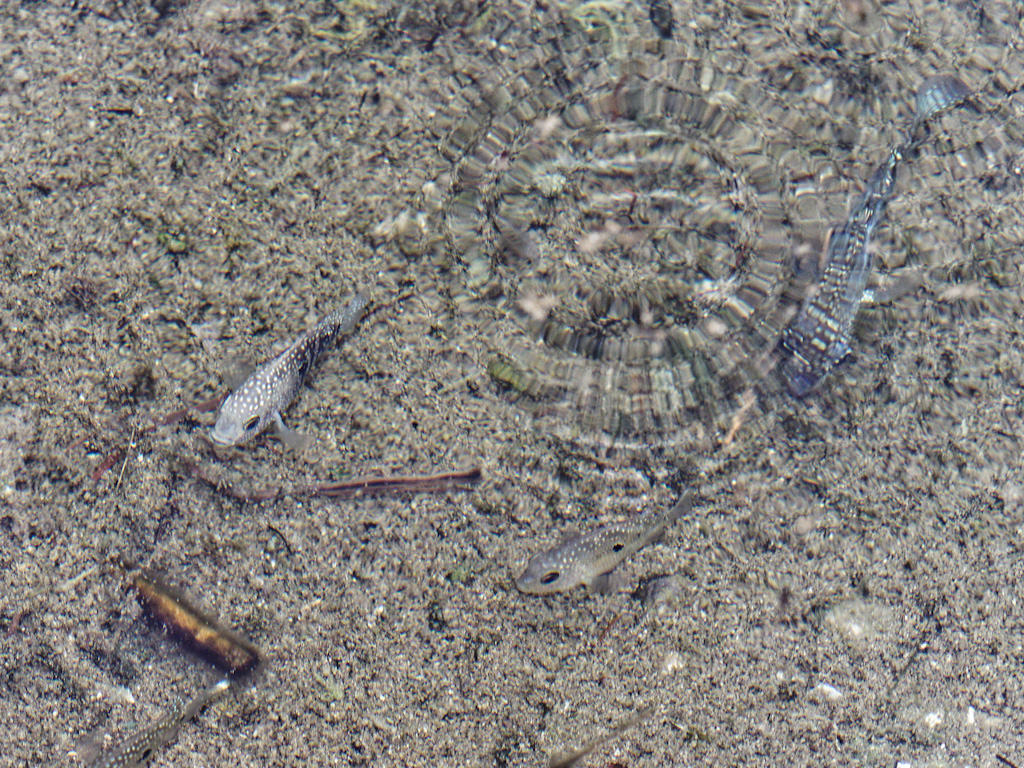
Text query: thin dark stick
303 467 483 498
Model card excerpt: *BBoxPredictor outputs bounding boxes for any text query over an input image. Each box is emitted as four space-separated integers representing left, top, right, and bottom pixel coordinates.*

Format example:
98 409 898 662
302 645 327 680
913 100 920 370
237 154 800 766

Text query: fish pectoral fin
863 269 927 305
271 413 314 451
221 357 256 390
586 571 623 596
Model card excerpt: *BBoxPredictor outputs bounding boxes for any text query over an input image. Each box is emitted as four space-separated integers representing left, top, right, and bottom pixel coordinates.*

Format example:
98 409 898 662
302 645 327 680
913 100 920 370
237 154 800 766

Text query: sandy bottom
2 1 1024 766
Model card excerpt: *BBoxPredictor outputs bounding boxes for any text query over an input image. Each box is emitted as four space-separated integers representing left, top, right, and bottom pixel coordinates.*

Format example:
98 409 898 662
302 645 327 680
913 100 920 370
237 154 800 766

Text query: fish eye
540 571 560 585
242 416 260 432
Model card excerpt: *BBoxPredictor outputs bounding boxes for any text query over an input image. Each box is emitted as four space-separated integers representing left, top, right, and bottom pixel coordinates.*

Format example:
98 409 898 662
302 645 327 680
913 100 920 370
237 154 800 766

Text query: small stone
811 682 843 702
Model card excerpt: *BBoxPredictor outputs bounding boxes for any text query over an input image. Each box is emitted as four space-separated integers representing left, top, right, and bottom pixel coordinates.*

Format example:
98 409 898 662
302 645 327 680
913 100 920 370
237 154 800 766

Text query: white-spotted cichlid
90 678 231 768
210 294 367 449
516 490 693 595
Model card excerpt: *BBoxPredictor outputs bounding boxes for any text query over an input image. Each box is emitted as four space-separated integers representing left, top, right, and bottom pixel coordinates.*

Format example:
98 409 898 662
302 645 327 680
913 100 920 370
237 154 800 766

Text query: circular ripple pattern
440 5 1024 454
445 63 802 451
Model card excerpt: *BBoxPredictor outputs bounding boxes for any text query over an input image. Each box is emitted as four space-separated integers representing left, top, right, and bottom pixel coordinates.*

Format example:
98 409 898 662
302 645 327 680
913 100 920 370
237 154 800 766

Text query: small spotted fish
779 75 971 396
516 490 693 595
210 294 367 449
778 147 902 397
90 678 231 768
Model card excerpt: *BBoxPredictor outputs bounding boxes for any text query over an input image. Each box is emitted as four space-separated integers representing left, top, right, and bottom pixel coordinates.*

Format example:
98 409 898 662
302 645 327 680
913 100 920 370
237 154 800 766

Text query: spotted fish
516 490 693 595
779 75 971 396
778 147 902 396
90 678 231 768
210 294 367 448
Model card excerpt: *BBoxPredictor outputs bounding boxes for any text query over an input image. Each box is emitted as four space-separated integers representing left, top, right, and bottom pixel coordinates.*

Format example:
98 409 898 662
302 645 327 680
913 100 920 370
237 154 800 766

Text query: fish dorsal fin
664 489 694 526
221 358 255 390
640 489 693 548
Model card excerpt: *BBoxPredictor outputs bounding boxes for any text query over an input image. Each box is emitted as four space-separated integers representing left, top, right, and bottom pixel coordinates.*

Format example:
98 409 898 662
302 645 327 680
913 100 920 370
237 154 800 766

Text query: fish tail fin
665 489 694 526
333 293 369 334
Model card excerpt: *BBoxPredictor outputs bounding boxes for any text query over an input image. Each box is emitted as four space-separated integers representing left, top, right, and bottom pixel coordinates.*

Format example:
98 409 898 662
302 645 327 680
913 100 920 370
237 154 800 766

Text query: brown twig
596 609 623 645
5 609 28 636
91 449 125 483
154 393 225 426
302 467 483 498
114 426 137 490
549 704 656 768
183 462 482 503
